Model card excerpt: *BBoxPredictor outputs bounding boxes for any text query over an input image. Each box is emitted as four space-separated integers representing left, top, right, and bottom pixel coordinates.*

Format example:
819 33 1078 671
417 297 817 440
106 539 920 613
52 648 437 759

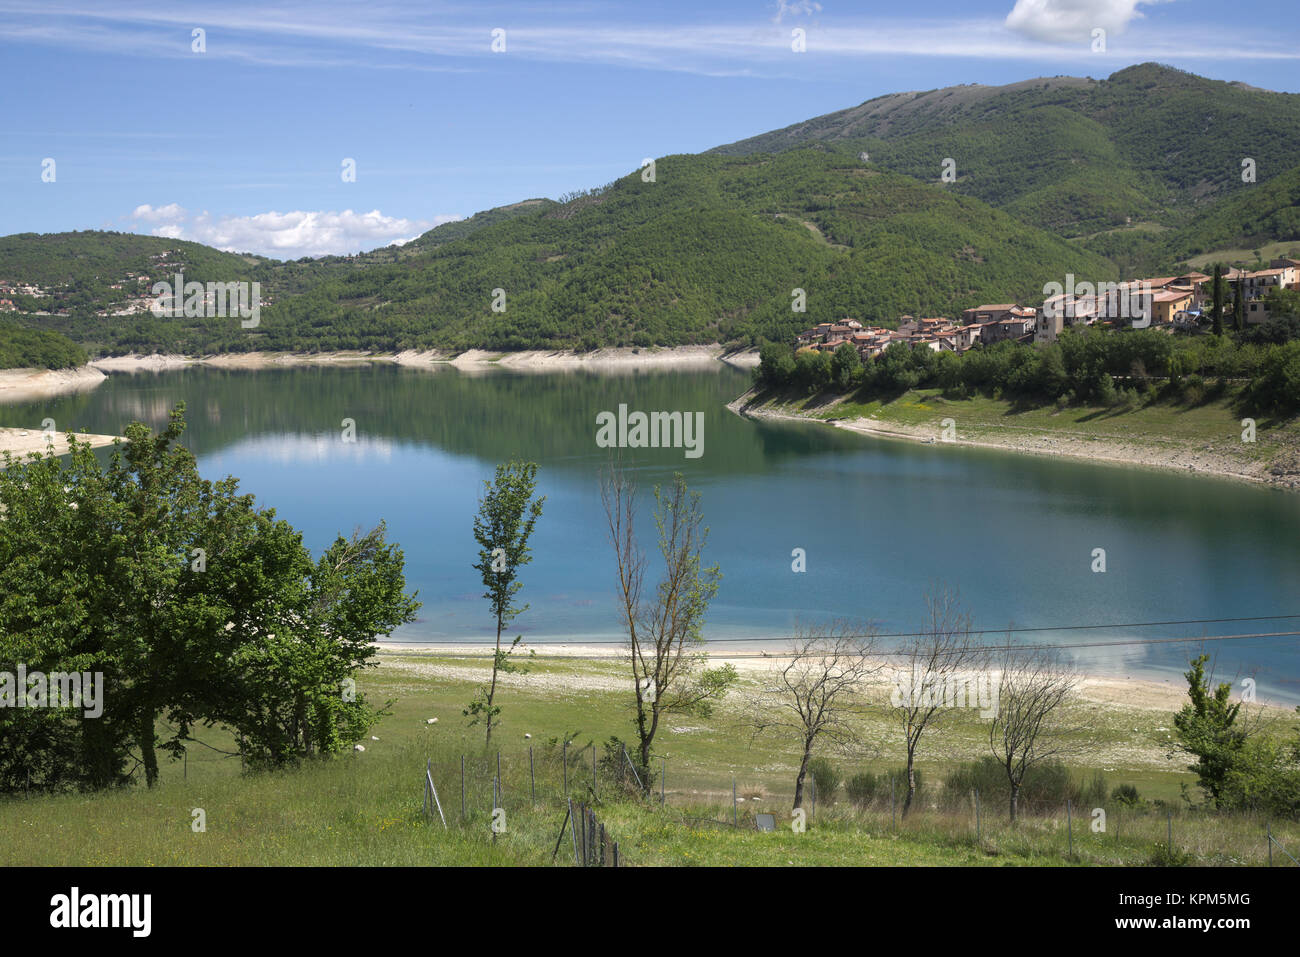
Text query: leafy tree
830 342 862 392
1172 654 1244 809
465 461 544 747
756 341 795 388
0 407 418 791
1211 265 1225 336
793 349 833 394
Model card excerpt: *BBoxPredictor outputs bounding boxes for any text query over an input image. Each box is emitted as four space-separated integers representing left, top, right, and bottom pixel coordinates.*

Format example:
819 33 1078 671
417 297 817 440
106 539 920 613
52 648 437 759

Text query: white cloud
771 0 823 24
1006 0 1157 43
126 205 460 259
132 202 185 223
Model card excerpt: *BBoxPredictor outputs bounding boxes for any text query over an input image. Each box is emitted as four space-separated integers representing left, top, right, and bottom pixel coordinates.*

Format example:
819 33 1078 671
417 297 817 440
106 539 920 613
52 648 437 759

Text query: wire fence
421 744 1300 866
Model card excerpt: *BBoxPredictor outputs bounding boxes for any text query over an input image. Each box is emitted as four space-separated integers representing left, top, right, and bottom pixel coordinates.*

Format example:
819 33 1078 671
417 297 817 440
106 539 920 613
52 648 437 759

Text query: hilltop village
794 261 1300 357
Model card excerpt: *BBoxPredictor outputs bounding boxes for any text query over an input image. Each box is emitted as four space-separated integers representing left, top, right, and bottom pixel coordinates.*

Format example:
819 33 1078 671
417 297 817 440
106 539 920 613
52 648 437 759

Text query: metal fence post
460 754 465 820
530 746 535 804
1066 800 1073 858
563 740 569 799
569 798 579 865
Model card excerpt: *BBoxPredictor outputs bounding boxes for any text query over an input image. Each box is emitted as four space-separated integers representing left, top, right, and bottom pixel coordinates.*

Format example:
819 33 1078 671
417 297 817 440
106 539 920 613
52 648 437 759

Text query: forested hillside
3 64 1297 361
0 231 263 290
235 149 1117 353
714 64 1300 238
1 150 1116 355
0 321 87 370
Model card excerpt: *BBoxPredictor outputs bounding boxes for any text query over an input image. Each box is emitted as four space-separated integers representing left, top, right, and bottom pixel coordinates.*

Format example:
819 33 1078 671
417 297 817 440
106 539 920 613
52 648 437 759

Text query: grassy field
1185 241 1300 271
2 652 1297 867
742 384 1300 484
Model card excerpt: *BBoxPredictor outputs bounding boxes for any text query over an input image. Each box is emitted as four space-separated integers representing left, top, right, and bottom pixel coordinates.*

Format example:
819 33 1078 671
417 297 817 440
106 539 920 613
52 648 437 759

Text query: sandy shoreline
0 427 120 457
87 344 761 374
729 390 1300 491
371 641 1242 713
0 366 106 404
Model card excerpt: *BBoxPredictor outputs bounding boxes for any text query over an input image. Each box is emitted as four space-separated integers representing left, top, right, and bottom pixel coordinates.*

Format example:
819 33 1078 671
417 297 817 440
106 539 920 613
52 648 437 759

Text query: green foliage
1172 655 1245 809
761 319 1300 414
830 341 862 392
465 461 545 745
808 756 841 804
1243 340 1300 413
940 757 1098 813
1211 265 1225 336
2 150 1115 355
842 767 919 808
599 735 656 797
0 321 87 369
0 407 419 792
1161 164 1300 266
716 63 1300 240
1112 783 1143 807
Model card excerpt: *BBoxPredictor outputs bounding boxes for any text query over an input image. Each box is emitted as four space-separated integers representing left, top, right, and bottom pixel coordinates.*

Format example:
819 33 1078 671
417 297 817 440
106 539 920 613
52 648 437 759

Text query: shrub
1112 783 1142 807
846 771 882 807
940 758 1098 813
808 757 841 804
1080 770 1109 807
599 736 654 797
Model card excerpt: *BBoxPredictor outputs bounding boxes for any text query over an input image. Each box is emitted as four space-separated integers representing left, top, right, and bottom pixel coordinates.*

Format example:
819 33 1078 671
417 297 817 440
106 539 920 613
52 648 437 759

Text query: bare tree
888 589 988 816
748 621 882 810
600 463 736 782
987 643 1082 822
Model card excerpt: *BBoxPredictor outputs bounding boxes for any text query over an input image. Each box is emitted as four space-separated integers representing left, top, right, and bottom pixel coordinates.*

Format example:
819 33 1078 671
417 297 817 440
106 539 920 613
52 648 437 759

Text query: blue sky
2 0 1298 259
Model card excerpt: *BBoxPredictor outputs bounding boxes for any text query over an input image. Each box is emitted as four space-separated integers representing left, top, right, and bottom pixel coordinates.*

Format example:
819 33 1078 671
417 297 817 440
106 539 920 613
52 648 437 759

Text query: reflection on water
4 363 1299 703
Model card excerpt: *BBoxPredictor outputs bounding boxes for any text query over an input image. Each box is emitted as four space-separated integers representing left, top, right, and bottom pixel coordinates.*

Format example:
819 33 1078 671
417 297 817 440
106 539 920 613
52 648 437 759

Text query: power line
380 628 1300 662
379 612 1300 647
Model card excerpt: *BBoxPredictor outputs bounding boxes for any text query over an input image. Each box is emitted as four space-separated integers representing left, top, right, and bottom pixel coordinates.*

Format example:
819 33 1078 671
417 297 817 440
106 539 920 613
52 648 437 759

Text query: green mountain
7 63 1296 361
235 149 1117 353
0 231 266 362
0 231 265 295
713 64 1300 239
1165 162 1300 260
405 199 558 251
1076 162 1300 274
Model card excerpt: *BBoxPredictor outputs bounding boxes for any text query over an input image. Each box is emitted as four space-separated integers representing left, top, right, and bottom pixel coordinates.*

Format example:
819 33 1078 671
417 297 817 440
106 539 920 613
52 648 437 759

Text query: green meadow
760 385 1300 476
2 652 1296 867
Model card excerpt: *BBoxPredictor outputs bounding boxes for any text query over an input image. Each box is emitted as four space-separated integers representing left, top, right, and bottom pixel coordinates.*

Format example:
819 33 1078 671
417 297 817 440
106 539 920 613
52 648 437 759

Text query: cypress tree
1233 281 1245 331
1211 265 1224 336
